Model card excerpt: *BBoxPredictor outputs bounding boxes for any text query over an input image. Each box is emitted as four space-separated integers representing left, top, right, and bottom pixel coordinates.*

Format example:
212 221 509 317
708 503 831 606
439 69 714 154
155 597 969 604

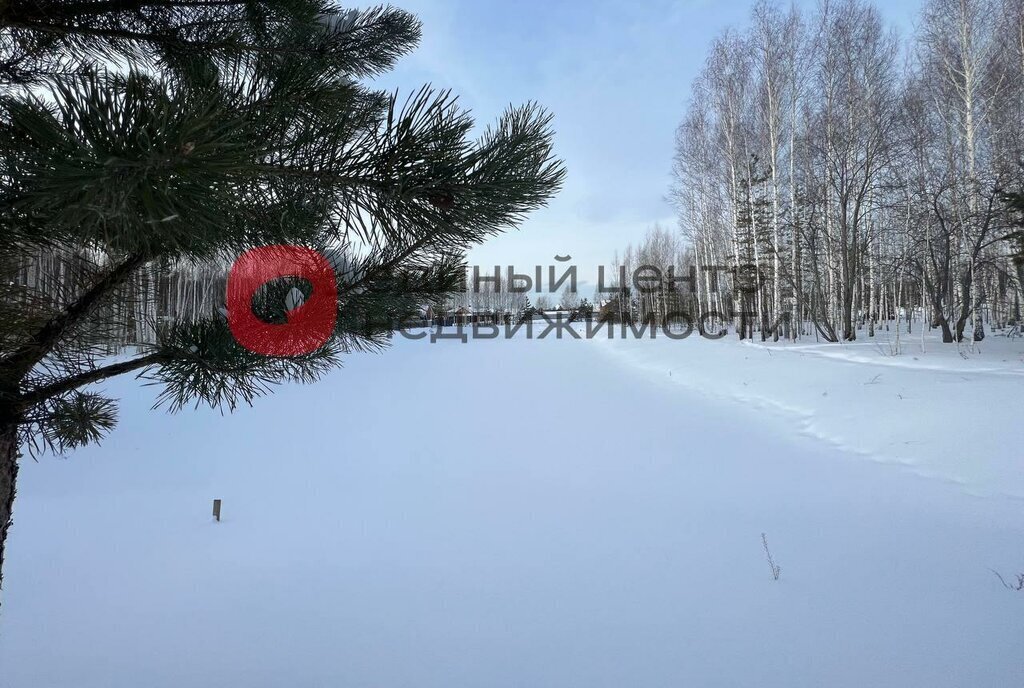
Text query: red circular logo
226 246 338 356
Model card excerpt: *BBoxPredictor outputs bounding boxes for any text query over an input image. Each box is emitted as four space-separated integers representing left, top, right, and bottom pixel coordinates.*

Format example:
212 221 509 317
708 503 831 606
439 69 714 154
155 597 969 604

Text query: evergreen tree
520 296 537 322
1000 189 1024 297
0 1 564 592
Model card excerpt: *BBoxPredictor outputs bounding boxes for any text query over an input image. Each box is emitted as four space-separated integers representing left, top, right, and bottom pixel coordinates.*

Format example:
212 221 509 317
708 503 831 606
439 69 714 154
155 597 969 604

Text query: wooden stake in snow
212 499 222 522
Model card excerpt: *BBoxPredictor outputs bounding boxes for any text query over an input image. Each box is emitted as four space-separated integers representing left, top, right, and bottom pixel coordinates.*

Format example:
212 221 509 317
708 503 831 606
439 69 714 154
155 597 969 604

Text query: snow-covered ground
599 326 1024 500
1 330 1023 687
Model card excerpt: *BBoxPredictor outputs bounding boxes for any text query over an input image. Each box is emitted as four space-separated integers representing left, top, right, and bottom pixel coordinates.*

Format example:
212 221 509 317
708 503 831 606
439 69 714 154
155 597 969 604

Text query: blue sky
373 0 919 286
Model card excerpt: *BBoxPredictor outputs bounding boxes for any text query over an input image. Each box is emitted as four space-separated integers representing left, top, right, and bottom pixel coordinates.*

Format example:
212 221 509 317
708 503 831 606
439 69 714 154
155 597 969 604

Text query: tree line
663 0 1024 343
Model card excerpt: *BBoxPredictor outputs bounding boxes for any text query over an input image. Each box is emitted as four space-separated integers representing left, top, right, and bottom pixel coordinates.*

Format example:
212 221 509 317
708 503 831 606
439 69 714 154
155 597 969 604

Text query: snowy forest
4 1 1024 685
623 0 1024 344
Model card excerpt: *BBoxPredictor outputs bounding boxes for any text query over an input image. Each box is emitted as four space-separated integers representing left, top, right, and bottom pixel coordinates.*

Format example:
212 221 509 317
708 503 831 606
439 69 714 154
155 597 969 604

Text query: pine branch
18 352 165 409
3 0 250 22
0 254 145 382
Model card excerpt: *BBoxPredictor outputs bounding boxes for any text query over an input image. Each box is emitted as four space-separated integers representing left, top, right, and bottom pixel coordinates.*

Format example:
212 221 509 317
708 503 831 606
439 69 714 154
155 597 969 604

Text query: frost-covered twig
762 533 781 581
990 569 1024 591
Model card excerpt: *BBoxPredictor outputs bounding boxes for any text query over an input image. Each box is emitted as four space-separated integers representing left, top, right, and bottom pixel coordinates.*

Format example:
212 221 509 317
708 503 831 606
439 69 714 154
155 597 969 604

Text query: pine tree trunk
0 417 19 598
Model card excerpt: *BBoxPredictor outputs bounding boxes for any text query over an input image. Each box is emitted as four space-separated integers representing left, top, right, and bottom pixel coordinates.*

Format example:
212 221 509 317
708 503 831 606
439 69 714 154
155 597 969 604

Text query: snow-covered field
2 330 1023 687
601 327 1024 500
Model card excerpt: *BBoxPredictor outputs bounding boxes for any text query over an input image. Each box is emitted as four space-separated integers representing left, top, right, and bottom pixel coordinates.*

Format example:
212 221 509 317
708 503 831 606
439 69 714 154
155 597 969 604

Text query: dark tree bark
954 270 974 343
0 415 20 598
933 305 954 343
1015 261 1024 323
